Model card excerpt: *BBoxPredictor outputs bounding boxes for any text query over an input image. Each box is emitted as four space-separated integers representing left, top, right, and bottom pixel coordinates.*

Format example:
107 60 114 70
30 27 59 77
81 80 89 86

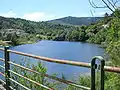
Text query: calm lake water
0 40 105 79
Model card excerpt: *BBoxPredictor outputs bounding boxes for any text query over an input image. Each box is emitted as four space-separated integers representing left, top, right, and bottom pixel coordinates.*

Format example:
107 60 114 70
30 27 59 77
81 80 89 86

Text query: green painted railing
0 46 120 90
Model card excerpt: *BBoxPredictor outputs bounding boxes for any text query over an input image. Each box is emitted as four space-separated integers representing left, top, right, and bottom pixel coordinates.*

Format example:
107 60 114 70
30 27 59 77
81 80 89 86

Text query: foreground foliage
11 60 57 90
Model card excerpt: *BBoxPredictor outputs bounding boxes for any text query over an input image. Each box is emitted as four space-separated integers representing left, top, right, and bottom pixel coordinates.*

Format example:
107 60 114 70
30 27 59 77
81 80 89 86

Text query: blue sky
0 0 111 21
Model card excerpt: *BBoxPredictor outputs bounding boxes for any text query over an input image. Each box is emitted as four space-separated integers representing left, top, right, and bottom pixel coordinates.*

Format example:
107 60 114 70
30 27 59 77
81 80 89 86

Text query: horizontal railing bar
104 66 120 73
8 50 91 68
0 78 23 90
0 48 4 51
9 86 15 90
0 65 5 69
9 70 54 90
0 58 5 62
9 78 31 90
0 79 5 84
0 79 15 90
69 84 90 90
8 49 120 73
0 79 14 90
0 79 6 90
9 61 90 89
1 48 120 73
0 71 5 76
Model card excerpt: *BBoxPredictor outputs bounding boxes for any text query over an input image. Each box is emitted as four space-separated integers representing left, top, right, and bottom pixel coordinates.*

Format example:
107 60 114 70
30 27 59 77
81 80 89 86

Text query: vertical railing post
91 56 105 90
100 60 105 90
91 58 96 90
4 46 10 90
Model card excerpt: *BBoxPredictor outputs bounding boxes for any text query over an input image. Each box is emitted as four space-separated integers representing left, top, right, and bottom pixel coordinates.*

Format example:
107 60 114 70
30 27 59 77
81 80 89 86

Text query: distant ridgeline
47 16 103 26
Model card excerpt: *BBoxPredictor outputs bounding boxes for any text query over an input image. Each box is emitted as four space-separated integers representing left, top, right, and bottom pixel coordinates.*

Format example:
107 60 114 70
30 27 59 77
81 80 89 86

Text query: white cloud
22 12 45 21
95 12 106 16
94 11 112 17
0 11 57 21
22 12 57 21
0 11 17 18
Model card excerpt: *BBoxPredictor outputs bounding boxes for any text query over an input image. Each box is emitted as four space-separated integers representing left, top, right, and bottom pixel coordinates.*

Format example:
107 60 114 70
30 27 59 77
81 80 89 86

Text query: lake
1 40 104 80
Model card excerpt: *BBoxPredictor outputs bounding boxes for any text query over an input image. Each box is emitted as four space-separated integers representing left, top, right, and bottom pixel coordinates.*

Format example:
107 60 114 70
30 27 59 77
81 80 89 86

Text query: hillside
0 15 112 46
48 16 103 25
0 16 79 31
0 14 117 46
0 16 81 45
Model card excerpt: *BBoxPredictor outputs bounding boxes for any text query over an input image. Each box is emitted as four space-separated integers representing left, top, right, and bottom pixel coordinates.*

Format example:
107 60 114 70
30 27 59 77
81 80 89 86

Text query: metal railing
0 46 120 90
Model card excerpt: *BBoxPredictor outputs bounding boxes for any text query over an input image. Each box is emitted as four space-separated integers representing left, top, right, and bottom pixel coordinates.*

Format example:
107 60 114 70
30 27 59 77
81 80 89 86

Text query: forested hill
0 15 84 45
0 14 113 46
0 16 81 35
0 16 80 31
0 16 103 31
48 16 103 25
0 11 119 48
